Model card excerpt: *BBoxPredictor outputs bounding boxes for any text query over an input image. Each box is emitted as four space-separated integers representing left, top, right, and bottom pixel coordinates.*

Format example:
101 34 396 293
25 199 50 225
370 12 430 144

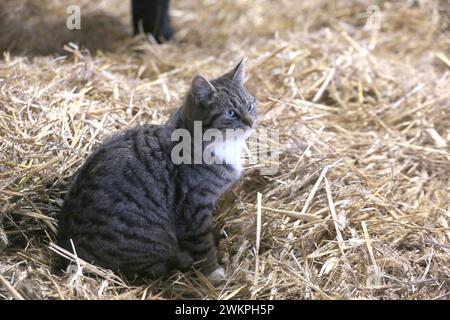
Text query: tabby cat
57 60 257 282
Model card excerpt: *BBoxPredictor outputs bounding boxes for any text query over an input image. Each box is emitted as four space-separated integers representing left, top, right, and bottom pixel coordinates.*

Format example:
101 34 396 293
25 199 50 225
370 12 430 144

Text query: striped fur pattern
57 61 257 279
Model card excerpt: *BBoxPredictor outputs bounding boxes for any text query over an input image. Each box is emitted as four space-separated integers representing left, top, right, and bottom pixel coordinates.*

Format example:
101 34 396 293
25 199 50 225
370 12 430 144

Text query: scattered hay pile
0 0 449 299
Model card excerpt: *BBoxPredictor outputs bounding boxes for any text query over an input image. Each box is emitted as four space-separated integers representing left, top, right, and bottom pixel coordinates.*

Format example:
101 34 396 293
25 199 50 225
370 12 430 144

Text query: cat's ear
190 75 216 101
221 58 246 84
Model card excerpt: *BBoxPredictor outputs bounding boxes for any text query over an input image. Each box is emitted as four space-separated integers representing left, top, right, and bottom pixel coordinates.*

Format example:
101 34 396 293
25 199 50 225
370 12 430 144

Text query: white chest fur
210 137 247 175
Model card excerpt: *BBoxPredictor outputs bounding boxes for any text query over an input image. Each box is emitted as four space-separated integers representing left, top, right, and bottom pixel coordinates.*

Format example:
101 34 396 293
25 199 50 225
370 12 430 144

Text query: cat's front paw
206 267 226 283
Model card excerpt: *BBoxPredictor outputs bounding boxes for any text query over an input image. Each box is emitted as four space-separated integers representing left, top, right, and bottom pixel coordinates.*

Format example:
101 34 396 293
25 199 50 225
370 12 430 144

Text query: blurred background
0 0 449 300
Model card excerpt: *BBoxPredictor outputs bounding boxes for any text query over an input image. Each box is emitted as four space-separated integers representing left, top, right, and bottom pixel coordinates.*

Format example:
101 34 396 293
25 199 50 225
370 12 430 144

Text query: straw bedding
0 0 449 299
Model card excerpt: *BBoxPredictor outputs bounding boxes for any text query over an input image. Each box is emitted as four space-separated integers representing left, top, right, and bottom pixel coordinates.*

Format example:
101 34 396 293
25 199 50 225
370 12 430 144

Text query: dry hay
0 0 449 300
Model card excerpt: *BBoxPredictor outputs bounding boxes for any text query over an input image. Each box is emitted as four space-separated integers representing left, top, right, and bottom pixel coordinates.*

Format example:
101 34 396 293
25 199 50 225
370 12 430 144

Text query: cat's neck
209 137 246 175
166 106 247 175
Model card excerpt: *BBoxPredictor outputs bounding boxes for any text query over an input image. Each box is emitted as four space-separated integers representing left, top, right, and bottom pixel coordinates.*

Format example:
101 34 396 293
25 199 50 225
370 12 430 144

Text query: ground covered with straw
0 0 449 300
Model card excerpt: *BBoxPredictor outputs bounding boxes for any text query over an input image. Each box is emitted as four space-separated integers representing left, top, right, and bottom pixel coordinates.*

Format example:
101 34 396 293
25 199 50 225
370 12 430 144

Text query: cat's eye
224 110 237 119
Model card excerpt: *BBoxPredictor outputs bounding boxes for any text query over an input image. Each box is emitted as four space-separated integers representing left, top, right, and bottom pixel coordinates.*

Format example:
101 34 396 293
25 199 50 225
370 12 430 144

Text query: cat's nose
242 115 254 128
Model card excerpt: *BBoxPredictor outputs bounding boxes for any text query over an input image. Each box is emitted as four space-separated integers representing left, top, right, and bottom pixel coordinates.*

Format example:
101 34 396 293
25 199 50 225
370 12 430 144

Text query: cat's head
182 60 257 137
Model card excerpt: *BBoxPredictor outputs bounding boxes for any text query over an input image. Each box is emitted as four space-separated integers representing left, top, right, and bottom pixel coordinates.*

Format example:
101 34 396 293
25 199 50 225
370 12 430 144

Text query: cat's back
65 123 174 197
58 124 177 246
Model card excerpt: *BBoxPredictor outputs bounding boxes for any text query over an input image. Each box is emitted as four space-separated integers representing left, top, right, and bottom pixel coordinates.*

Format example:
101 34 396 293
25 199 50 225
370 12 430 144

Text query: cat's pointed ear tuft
190 75 216 101
221 58 246 84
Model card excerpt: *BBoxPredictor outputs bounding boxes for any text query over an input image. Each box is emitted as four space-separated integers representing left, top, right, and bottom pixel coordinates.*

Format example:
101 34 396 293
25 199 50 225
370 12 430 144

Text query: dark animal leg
213 228 224 247
131 0 174 42
179 231 220 275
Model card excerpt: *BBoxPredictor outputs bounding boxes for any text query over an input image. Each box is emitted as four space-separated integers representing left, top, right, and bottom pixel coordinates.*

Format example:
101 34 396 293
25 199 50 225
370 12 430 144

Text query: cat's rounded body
57 60 256 280
58 124 185 276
